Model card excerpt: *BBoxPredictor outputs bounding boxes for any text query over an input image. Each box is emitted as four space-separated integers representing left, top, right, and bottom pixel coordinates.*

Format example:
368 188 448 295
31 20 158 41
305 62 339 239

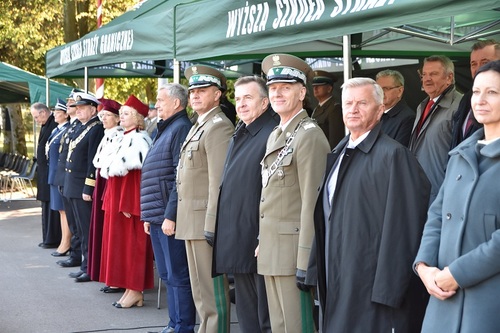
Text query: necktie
416 99 434 135
463 110 474 136
274 127 283 142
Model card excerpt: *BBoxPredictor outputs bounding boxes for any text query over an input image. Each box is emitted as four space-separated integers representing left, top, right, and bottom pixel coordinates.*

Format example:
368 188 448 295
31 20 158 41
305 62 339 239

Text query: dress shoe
114 293 144 308
51 250 70 257
39 243 58 249
159 327 175 333
68 270 85 278
75 273 91 282
101 286 125 294
57 258 81 268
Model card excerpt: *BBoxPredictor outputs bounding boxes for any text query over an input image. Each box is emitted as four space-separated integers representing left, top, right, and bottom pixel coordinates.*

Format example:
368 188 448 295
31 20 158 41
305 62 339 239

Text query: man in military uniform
175 65 234 333
55 89 84 269
258 54 330 333
63 92 104 283
311 70 345 149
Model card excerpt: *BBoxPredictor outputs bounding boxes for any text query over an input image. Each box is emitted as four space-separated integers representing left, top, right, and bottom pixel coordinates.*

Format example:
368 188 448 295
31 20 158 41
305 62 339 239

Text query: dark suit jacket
53 119 80 188
36 114 57 201
213 108 279 276
312 123 430 332
380 99 415 147
450 90 482 149
63 116 104 198
312 97 345 149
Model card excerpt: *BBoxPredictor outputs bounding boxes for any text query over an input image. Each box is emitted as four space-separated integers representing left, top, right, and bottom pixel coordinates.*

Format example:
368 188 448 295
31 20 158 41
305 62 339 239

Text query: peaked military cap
312 70 337 86
69 92 100 107
261 53 313 86
67 88 84 100
54 98 67 112
184 65 227 91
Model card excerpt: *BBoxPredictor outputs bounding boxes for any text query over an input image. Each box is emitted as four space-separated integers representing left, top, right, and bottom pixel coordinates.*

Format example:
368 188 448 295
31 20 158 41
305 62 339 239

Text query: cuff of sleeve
85 178 96 187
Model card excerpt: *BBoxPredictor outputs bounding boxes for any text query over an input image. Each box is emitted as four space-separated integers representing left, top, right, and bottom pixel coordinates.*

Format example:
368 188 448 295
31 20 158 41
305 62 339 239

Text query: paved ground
0 196 240 333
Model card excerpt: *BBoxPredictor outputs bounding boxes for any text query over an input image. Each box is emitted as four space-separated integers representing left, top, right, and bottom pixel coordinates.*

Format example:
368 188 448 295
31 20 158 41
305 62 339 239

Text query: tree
0 0 149 154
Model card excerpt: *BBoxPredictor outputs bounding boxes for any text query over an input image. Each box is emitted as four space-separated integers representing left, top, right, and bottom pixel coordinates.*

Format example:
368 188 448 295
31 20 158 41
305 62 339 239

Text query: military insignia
192 130 203 141
213 115 222 123
304 123 316 130
192 66 198 74
277 169 285 179
272 55 281 66
75 95 82 101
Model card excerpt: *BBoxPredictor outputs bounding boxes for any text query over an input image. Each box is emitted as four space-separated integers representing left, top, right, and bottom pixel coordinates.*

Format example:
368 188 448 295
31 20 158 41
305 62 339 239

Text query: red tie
464 110 474 136
417 99 434 135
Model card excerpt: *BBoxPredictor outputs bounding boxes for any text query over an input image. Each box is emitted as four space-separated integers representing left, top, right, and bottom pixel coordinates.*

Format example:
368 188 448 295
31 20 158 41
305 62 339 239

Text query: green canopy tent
45 0 500 81
174 0 500 63
45 0 199 79
0 62 72 106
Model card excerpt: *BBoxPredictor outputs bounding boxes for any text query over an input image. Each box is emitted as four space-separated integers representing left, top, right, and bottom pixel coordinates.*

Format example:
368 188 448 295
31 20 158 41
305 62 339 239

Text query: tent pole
342 35 351 136
84 67 89 92
342 35 352 83
173 59 180 84
45 77 50 107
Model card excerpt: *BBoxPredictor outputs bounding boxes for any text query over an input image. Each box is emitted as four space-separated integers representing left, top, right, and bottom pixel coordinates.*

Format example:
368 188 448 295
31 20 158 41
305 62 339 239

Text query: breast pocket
271 153 296 187
185 141 202 169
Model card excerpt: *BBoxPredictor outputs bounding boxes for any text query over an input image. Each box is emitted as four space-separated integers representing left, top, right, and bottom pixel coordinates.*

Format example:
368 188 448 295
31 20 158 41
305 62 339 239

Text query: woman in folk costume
99 95 154 308
87 98 123 288
46 98 70 256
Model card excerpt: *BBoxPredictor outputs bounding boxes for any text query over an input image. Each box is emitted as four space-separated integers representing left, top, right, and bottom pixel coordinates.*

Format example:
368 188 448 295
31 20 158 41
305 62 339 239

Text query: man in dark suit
451 39 499 149
311 70 345 149
30 102 61 248
376 69 415 147
311 78 430 333
213 76 278 333
63 92 104 283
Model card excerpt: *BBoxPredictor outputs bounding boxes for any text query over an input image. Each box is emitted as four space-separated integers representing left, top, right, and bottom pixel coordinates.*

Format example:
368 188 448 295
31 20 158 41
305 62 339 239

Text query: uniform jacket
175 106 234 240
313 123 431 332
141 110 191 225
62 116 104 198
213 108 279 275
380 99 415 147
409 85 463 203
414 129 500 333
36 113 57 201
258 110 330 276
450 90 482 149
311 97 345 149
53 119 80 188
47 122 69 186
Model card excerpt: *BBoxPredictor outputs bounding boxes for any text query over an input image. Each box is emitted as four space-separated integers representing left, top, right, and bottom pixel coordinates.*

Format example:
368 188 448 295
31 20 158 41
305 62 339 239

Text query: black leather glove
204 231 215 247
296 269 311 292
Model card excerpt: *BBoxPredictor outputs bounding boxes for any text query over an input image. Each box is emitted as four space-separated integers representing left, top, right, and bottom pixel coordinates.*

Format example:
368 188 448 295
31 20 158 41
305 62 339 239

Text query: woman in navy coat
414 60 500 333
47 98 70 256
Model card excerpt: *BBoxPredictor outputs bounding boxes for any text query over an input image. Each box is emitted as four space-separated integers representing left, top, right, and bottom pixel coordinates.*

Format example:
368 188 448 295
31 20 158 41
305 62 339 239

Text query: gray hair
376 69 405 86
341 77 384 105
31 102 49 113
158 83 188 108
234 75 268 99
424 55 455 84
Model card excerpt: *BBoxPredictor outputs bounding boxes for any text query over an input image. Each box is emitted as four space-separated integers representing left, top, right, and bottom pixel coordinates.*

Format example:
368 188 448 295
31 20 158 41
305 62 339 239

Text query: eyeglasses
381 86 402 92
